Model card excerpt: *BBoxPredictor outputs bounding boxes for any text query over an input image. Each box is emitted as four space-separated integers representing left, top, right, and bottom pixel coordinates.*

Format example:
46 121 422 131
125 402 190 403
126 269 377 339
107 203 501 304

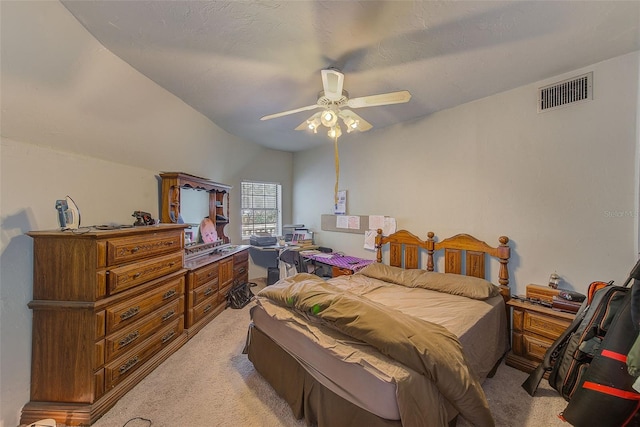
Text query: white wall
294 51 640 296
1 2 638 426
0 2 292 426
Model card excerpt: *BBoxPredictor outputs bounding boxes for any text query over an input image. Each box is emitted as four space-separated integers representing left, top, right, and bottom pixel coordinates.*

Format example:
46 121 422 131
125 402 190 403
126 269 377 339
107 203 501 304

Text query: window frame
240 180 282 240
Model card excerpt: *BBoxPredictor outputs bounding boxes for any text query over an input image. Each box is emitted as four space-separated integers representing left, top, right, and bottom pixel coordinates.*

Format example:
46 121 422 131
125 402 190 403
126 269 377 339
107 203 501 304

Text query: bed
244 229 511 427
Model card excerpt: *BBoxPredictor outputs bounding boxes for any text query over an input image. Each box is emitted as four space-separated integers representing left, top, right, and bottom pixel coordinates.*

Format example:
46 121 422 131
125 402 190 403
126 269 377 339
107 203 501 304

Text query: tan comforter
257 270 495 427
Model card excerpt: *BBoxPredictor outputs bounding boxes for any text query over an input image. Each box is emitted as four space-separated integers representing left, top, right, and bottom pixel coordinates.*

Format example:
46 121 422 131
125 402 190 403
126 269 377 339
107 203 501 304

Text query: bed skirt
246 324 404 427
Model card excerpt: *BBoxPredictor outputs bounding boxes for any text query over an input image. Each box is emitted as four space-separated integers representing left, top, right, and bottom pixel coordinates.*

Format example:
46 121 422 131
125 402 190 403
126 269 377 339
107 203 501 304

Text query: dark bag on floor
548 281 628 400
559 287 640 426
226 282 255 309
523 259 640 427
522 280 610 397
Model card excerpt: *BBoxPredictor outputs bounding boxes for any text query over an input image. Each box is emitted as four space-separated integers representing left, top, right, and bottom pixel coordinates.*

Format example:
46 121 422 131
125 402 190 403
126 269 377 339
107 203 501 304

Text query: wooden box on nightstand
505 286 575 374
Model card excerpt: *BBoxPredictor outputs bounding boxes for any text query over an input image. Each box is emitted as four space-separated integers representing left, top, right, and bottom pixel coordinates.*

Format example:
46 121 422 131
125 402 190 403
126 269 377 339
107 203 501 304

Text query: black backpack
548 281 628 400
523 260 640 427
559 286 639 426
226 281 256 309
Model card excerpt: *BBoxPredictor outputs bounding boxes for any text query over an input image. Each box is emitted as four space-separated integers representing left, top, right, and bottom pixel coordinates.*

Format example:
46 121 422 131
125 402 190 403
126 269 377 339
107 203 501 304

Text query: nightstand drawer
513 331 554 362
523 310 572 341
506 299 575 374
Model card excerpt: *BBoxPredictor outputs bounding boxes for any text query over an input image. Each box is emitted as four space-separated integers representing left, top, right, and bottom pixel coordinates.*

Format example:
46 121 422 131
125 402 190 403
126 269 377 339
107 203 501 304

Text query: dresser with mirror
159 172 249 336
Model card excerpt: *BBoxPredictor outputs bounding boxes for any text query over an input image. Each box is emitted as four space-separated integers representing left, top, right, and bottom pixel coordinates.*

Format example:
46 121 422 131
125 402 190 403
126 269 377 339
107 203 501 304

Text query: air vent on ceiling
538 72 593 113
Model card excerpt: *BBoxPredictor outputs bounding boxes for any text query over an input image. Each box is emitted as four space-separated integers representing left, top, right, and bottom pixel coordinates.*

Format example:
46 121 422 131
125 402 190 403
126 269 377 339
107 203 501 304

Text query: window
241 181 281 239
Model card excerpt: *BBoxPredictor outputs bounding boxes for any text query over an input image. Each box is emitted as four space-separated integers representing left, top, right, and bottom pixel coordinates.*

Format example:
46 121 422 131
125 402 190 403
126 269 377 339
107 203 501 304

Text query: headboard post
375 229 384 263
497 236 510 286
496 236 511 302
426 232 435 272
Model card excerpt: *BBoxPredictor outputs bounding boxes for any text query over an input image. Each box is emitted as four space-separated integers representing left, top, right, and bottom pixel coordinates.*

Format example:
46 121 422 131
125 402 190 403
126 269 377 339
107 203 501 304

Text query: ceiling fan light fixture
342 115 359 132
321 109 338 127
328 125 342 139
263 69 411 141
306 116 321 132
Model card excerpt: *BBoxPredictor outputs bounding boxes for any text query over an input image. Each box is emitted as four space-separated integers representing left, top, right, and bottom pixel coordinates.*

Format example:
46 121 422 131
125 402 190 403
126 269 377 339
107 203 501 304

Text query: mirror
180 188 210 244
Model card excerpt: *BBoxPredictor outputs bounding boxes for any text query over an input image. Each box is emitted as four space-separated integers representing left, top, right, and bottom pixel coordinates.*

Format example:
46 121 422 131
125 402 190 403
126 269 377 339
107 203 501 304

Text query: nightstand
505 299 575 373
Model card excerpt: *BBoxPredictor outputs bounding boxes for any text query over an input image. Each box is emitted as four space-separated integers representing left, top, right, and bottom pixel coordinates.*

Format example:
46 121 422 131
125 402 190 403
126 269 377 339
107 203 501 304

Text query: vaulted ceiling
61 1 640 152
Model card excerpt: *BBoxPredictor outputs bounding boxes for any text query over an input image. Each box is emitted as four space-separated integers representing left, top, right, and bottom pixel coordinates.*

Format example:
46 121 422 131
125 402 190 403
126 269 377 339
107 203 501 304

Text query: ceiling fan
260 68 411 138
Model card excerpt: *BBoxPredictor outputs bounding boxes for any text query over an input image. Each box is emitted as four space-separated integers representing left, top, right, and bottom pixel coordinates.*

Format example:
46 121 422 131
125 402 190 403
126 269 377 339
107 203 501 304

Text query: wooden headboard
375 229 511 301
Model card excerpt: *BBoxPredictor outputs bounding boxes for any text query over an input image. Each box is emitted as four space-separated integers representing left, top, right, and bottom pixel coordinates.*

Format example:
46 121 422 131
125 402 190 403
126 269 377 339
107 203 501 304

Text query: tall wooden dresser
21 224 188 426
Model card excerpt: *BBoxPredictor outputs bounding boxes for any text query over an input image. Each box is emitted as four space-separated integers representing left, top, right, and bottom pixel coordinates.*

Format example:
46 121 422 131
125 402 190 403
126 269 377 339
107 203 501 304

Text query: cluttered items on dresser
54 195 81 230
523 259 640 427
132 210 156 226
512 283 585 314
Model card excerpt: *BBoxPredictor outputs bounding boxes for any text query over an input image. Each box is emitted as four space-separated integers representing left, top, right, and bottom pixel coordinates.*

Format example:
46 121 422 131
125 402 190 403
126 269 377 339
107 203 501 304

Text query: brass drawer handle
207 272 214 277
119 356 139 374
161 331 176 344
237 267 246 274
204 287 213 296
163 289 176 300
131 247 140 253
168 262 176 267
118 331 140 348
162 310 175 321
133 272 142 279
120 306 140 320
203 304 212 314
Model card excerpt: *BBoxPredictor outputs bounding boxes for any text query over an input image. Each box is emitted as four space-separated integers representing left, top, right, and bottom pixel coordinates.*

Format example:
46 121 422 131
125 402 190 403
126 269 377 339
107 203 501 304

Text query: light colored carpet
90 278 568 427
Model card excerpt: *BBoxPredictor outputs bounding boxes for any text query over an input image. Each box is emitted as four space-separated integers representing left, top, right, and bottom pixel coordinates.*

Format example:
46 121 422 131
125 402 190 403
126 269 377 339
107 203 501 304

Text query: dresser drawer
234 260 248 282
106 231 183 266
189 297 219 325
106 276 184 333
233 250 249 264
523 310 571 341
191 280 218 307
191 263 219 290
108 252 183 295
105 317 183 390
105 297 184 362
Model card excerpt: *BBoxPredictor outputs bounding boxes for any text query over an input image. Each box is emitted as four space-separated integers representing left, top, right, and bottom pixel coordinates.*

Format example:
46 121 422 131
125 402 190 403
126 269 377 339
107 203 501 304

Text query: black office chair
278 249 308 277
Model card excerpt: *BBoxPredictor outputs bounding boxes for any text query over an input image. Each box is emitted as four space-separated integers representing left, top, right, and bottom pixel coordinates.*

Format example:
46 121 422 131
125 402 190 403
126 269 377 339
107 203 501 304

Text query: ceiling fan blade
321 69 345 101
339 109 373 132
260 104 320 121
347 90 411 109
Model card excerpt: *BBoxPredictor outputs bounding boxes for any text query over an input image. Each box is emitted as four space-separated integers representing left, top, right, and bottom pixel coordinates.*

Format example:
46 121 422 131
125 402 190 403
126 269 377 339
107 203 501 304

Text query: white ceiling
61 1 640 153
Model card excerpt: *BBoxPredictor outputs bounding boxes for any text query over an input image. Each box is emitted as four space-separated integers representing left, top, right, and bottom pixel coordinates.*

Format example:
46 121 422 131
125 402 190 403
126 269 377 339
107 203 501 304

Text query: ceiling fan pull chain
334 136 340 210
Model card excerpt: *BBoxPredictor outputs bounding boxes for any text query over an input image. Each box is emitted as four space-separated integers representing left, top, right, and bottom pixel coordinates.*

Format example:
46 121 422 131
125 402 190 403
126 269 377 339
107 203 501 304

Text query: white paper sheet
369 215 385 231
336 215 349 229
364 229 377 250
